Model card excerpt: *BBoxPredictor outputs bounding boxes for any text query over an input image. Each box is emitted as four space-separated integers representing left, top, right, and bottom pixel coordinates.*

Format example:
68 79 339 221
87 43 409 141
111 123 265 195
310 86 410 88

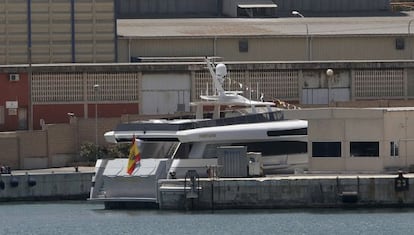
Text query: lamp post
326 69 334 106
408 19 414 59
93 84 100 147
292 10 310 61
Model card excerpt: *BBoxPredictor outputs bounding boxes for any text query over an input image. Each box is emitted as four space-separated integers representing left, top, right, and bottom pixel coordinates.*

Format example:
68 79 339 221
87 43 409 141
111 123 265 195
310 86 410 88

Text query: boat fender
9 176 19 188
28 176 36 187
0 180 4 190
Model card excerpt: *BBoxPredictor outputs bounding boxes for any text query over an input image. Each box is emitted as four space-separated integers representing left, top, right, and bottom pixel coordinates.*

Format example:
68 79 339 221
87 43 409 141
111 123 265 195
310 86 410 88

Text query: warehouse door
302 88 350 105
141 73 191 115
18 107 27 130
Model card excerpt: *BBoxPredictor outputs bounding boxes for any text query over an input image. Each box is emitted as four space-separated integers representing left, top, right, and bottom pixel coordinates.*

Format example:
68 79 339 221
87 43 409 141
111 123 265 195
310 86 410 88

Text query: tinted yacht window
234 141 307 156
267 128 307 136
203 141 307 158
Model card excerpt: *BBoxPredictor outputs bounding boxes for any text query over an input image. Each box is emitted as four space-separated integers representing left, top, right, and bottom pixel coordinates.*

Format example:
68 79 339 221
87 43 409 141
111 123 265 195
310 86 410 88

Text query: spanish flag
127 137 141 175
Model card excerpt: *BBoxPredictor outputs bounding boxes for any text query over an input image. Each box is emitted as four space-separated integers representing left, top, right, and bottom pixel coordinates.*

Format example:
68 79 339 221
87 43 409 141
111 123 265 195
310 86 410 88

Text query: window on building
312 142 341 157
239 39 248 53
395 38 405 50
390 141 399 157
350 141 379 157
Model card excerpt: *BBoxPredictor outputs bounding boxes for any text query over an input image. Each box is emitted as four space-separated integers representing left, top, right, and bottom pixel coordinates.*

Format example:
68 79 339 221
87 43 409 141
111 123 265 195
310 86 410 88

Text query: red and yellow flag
127 137 141 175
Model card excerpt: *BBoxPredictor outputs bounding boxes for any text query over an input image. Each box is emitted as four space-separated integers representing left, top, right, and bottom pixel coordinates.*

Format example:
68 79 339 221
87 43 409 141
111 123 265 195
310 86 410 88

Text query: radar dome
216 63 227 77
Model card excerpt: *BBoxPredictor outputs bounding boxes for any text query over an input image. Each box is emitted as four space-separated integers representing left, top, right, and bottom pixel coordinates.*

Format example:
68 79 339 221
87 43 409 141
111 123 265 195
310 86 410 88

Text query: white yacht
103 111 307 178
89 59 308 208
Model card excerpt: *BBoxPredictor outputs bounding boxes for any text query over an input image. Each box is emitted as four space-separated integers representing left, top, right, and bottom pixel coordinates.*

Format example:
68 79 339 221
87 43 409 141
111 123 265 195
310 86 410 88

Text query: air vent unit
9 74 20 82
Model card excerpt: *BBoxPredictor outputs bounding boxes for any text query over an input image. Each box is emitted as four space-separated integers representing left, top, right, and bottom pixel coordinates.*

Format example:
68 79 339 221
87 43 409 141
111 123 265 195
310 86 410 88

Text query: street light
93 84 100 147
326 69 334 106
292 10 310 61
291 10 304 18
408 19 414 59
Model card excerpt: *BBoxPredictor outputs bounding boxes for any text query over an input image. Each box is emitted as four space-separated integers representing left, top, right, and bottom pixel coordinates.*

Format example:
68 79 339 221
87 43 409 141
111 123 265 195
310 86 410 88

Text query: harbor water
1 201 414 235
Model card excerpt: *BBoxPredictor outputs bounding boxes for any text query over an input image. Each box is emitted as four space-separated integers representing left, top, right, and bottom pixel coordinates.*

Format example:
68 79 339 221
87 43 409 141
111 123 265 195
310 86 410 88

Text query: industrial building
0 0 401 65
1 60 414 132
285 107 414 173
1 0 414 133
3 0 414 173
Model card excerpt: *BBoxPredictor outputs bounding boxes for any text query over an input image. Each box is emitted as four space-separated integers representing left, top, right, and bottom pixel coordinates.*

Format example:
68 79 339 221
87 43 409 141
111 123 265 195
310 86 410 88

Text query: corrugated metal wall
128 38 214 59
124 36 410 62
116 0 390 18
74 0 115 63
273 0 391 16
275 0 390 14
117 0 220 18
312 36 409 61
0 0 28 64
122 37 310 62
31 0 72 63
216 38 307 61
0 0 115 65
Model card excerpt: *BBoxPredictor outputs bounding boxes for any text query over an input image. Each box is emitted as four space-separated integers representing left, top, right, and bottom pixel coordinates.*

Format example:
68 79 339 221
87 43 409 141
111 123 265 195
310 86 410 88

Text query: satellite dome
216 63 227 77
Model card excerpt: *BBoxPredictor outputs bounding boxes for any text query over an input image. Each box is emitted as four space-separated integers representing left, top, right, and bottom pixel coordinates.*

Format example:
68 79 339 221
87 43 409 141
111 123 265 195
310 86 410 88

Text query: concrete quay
0 167 94 202
1 166 413 211
158 172 414 210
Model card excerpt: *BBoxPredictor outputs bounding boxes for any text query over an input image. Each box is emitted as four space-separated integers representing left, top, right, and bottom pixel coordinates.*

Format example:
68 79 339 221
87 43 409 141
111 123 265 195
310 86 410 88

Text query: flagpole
93 84 100 157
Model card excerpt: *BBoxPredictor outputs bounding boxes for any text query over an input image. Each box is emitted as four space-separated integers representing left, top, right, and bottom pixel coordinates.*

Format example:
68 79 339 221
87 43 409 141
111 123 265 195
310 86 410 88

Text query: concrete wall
0 134 19 169
0 117 121 170
0 172 93 201
158 174 413 210
383 111 414 169
46 124 77 167
18 131 48 169
77 117 121 147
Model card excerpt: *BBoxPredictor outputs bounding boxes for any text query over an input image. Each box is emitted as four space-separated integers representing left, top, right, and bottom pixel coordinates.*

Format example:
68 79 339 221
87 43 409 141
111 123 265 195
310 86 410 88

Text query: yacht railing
115 111 284 132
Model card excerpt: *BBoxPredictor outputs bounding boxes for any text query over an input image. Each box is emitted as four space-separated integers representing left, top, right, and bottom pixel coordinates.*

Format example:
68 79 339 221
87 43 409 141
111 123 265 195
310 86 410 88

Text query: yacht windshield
139 141 179 159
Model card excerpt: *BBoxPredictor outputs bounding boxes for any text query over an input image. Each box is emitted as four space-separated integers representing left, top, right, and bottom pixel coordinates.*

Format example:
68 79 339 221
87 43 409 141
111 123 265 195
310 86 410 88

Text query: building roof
117 12 414 39
285 107 414 120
